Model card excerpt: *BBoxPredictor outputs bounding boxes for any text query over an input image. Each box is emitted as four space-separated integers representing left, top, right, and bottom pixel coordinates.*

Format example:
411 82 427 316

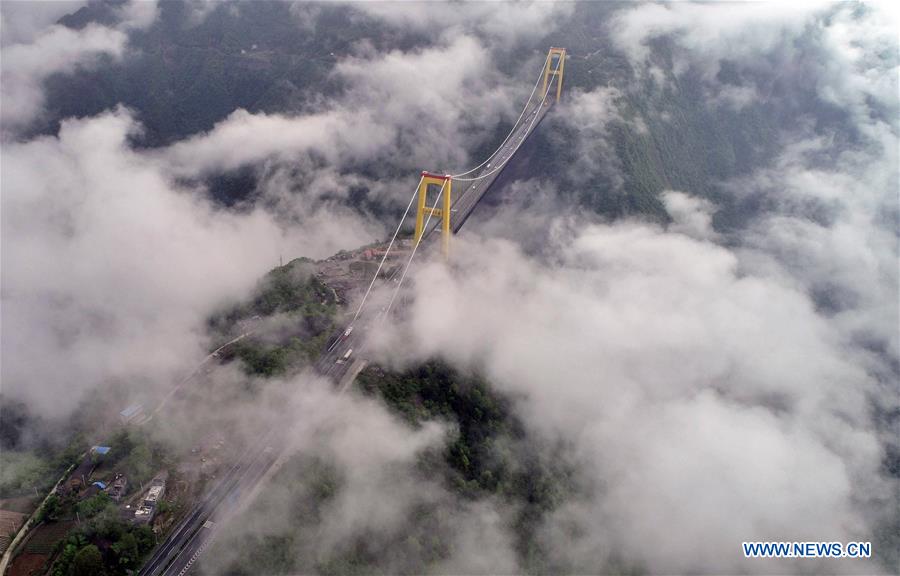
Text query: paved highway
138 431 281 576
160 442 278 576
448 98 551 233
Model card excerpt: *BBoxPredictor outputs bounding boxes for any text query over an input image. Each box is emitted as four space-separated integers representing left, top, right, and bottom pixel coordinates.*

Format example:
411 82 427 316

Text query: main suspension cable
453 57 561 183
350 176 423 324
383 179 447 317
364 54 562 321
450 52 550 178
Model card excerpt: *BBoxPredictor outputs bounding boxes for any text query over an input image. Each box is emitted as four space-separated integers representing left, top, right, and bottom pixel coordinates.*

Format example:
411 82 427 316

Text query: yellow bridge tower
542 47 566 103
413 171 452 259
410 47 564 260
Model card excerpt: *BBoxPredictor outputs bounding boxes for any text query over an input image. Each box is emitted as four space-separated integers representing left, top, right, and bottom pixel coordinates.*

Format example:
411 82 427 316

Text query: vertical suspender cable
452 56 561 183
383 179 447 317
363 53 562 323
451 52 551 178
351 176 423 324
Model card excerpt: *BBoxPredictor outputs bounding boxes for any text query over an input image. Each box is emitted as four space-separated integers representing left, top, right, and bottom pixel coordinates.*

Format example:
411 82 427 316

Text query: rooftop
120 404 143 418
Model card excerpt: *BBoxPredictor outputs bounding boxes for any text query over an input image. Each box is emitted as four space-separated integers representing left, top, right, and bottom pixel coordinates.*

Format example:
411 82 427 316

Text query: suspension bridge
138 46 566 576
316 46 567 388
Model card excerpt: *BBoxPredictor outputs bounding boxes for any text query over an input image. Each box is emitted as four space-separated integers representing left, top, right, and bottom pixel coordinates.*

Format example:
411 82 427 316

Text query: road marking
176 522 218 576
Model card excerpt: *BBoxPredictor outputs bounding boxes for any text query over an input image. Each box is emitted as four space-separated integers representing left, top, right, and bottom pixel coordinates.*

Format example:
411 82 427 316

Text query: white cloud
603 0 899 379
734 134 899 369
609 2 818 80
0 108 381 416
609 1 899 137
712 83 760 111
0 0 165 134
0 0 87 46
183 0 220 25
662 190 717 240
351 1 574 48
0 23 127 133
161 107 391 176
114 0 160 30
560 87 627 189
0 3 895 572
813 4 899 139
161 36 535 209
195 374 520 574
372 210 892 572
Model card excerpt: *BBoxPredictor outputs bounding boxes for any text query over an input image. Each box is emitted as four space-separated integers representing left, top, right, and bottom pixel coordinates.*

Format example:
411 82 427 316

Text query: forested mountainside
2 2 895 575
34 1 865 225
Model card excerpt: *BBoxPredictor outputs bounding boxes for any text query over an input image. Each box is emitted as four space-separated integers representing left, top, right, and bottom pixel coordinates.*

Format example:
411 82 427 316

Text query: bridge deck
141 79 557 576
449 100 552 233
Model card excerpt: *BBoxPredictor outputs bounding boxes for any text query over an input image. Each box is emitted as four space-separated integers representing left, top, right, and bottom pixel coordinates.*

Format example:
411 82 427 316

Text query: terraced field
23 521 74 555
8 552 48 576
0 510 27 555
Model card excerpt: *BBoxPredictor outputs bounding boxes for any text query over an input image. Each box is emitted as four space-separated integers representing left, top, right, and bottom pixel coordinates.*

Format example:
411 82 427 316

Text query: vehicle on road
336 349 353 364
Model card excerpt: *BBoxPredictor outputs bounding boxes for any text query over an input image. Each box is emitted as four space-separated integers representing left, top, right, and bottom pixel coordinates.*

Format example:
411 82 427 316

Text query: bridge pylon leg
413 171 453 260
542 47 567 103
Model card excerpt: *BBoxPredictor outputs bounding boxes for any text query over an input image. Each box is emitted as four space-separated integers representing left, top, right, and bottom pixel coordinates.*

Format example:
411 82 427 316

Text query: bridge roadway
320 97 553 385
138 100 554 576
450 94 552 232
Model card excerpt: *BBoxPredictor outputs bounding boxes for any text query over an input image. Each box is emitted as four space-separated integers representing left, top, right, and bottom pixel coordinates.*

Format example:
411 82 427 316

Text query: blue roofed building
119 403 145 424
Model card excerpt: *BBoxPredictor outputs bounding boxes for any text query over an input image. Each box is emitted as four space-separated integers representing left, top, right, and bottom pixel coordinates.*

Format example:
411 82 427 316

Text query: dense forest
31 1 852 229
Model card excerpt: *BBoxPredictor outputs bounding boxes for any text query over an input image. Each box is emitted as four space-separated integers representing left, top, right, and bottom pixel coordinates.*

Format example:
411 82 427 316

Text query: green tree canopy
72 544 103 576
